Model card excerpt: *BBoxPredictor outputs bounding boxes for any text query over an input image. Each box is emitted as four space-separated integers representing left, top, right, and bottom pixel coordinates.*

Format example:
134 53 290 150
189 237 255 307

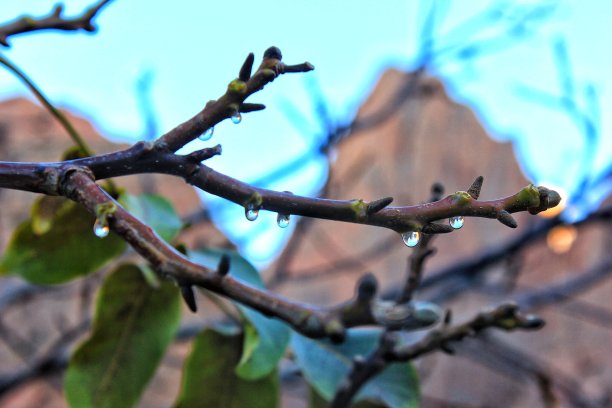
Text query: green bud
517 184 540 208
227 79 247 94
451 191 472 206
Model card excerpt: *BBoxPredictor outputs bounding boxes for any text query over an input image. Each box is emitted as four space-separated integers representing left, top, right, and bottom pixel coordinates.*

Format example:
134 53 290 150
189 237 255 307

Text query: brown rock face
270 70 611 407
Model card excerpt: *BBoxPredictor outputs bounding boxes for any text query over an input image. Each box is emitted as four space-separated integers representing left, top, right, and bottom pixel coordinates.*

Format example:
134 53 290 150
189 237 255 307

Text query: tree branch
0 0 112 47
329 302 544 408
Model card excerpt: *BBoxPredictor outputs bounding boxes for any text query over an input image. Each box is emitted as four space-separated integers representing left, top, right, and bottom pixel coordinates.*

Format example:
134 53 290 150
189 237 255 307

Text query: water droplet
231 112 242 124
245 206 259 221
198 127 214 141
449 216 464 229
93 218 109 238
277 213 290 228
401 231 420 247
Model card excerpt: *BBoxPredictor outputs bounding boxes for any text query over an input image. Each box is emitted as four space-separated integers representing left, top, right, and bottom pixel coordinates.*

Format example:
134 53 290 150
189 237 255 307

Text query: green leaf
0 199 126 284
309 386 387 408
121 193 183 242
64 264 181 408
174 327 279 408
292 329 420 408
189 248 290 380
30 196 71 234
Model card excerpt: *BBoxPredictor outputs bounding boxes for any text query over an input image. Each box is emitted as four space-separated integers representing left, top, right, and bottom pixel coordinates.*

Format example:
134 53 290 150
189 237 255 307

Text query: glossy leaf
174 327 279 408
189 248 290 380
121 193 183 242
64 264 181 408
292 329 419 408
0 199 126 284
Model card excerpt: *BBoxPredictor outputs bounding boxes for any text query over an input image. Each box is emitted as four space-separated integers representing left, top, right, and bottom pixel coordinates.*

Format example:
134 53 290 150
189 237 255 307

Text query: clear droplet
401 231 420 247
198 127 214 141
245 206 259 221
449 216 464 229
231 112 242 124
277 213 290 228
93 218 109 238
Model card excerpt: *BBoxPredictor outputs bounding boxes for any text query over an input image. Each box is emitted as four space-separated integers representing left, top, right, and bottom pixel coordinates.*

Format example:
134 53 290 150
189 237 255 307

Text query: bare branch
0 0 112 47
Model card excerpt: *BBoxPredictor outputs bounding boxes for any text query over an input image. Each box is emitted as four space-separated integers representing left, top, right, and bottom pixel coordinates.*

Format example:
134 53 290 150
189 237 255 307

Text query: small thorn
444 309 452 325
467 176 484 199
239 52 255 81
240 103 266 113
52 4 64 16
497 210 518 228
180 284 197 313
217 254 230 276
356 273 378 302
366 197 393 215
430 182 444 201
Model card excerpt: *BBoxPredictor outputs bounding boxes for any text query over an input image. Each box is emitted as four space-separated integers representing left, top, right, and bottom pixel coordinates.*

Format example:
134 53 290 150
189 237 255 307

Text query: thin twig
0 0 112 47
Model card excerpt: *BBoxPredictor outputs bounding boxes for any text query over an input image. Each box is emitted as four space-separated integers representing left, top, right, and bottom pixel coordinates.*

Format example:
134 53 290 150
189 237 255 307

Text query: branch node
186 145 222 162
325 319 346 344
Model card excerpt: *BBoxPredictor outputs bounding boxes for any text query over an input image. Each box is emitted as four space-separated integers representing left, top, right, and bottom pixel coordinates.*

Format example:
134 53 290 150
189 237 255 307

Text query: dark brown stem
0 0 112 47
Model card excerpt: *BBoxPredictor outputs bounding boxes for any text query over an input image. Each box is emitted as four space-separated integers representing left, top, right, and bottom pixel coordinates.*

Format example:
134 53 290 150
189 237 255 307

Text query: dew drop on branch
93 218 109 238
401 231 420 247
198 127 214 141
277 213 290 228
231 112 242 124
245 206 259 221
449 216 464 229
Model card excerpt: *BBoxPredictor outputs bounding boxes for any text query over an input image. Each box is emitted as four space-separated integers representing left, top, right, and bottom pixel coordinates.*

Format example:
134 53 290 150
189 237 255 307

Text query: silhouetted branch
0 0 112 47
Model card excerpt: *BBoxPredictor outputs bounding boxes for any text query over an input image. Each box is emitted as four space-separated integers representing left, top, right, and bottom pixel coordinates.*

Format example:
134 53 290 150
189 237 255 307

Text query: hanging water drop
198 127 214 141
401 231 420 247
245 206 259 221
231 111 242 124
449 216 464 229
277 213 290 228
93 218 109 238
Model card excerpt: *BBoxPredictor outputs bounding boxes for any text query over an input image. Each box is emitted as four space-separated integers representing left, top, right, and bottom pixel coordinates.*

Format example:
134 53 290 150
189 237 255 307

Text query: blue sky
1 1 610 263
